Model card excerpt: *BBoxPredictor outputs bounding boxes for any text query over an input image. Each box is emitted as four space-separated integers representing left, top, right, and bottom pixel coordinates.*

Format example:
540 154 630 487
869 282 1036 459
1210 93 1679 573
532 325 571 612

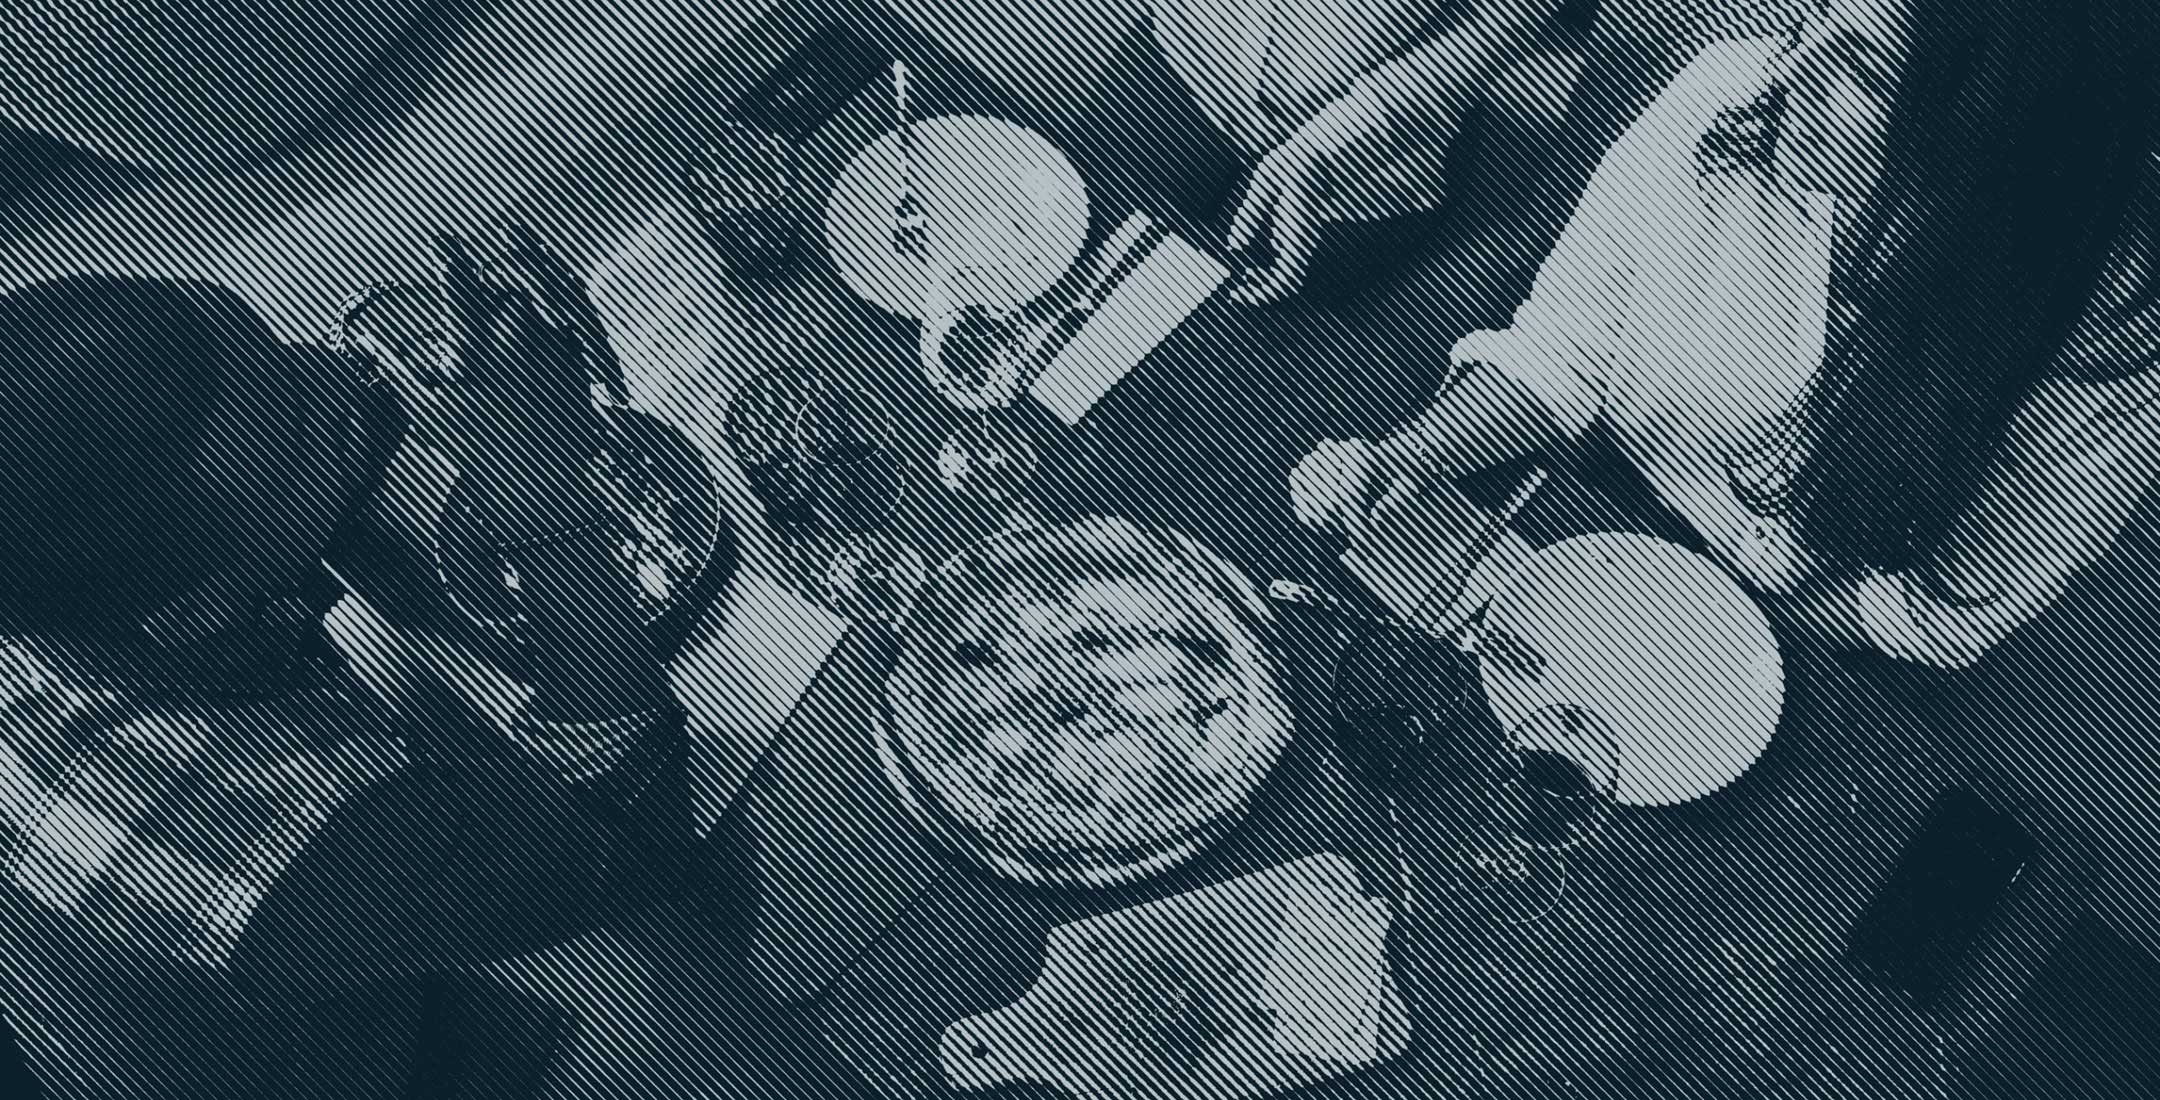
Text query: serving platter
877 517 1293 888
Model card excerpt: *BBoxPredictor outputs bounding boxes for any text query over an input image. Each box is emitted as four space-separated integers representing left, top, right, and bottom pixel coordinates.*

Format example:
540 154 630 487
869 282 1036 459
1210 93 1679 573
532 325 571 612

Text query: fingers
1226 151 1289 259
1248 178 1318 303
504 221 556 273
1229 154 1322 305
1370 471 1422 526
498 221 624 396
348 330 440 421
1288 449 1333 529
1289 439 1380 534
435 231 531 383
1288 444 1335 529
496 223 578 329
437 227 582 394
413 229 608 501
1346 472 1419 551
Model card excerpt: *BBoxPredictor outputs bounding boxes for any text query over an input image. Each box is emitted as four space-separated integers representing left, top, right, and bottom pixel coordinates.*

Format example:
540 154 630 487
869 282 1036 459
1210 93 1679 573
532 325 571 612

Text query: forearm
1376 360 1568 477
1798 371 2160 671
233 723 680 1006
1357 0 1564 146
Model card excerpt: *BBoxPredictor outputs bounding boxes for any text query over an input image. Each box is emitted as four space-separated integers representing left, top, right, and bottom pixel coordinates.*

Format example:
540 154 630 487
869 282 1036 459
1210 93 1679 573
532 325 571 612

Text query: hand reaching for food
1290 437 1431 545
410 226 614 541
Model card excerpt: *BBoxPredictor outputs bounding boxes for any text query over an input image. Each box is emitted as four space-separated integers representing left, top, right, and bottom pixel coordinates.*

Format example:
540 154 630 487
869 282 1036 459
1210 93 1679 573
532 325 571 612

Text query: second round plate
1478 533 1785 807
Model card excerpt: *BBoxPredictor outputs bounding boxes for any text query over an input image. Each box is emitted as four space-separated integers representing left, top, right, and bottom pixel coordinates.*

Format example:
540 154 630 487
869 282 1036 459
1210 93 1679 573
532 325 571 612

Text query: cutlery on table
891 60 928 258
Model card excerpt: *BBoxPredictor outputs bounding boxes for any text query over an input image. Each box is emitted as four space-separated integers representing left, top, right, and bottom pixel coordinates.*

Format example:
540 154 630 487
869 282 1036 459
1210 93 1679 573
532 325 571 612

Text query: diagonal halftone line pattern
2 0 2159 1098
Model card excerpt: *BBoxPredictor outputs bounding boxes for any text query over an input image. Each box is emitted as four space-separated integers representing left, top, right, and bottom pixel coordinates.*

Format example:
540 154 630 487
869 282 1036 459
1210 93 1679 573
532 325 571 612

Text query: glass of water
789 381 923 622
683 116 800 279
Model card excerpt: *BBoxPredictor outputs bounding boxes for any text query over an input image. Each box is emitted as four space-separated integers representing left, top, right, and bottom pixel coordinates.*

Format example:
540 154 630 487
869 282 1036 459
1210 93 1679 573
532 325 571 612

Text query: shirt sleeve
228 698 690 1008
1445 51 1687 436
1858 368 2160 670
1862 155 2160 670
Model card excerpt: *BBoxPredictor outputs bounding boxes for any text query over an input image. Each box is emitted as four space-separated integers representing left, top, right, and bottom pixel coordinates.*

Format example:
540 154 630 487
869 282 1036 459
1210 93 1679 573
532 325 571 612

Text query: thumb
1367 471 1423 530
1226 153 1288 258
1232 158 1322 304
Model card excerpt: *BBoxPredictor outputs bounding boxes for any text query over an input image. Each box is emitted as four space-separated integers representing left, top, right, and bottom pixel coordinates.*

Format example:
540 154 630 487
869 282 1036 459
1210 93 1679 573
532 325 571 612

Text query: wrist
1350 61 1465 149
1380 403 1452 475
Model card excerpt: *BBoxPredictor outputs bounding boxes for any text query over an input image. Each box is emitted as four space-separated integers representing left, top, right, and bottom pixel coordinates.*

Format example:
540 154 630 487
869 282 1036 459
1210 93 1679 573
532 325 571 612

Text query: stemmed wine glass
918 262 1038 502
1327 622 1448 930
1459 702 1622 925
724 364 822 528
790 379 923 622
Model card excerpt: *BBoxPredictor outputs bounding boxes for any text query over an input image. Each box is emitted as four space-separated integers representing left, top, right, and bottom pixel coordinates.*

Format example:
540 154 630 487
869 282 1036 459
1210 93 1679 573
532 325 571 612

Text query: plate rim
1477 531 1786 807
875 517 1293 888
821 112 1091 320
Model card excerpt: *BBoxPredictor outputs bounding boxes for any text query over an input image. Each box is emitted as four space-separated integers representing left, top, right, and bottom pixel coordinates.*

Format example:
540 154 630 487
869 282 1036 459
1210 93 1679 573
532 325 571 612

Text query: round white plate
1479 533 1785 807
823 115 1089 319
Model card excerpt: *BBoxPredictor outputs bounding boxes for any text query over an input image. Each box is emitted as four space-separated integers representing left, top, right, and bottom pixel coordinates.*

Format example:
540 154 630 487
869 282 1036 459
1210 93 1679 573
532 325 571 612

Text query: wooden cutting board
939 854 1411 1099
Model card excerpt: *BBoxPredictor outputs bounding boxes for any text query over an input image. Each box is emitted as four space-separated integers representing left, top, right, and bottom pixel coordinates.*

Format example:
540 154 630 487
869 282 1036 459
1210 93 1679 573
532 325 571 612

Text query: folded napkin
1030 213 1228 426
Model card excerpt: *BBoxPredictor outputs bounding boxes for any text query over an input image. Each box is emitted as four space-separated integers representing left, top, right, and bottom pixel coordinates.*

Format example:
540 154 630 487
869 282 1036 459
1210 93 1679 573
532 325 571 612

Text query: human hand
1227 85 1395 304
415 227 611 540
1289 438 1392 539
1291 429 1456 545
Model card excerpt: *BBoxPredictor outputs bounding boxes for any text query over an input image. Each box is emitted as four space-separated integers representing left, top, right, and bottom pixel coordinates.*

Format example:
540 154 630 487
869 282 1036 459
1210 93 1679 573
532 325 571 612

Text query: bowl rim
875 516 1294 889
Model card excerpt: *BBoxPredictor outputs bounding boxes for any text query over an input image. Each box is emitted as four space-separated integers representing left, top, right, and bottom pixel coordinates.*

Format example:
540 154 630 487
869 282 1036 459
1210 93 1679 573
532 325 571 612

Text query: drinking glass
723 364 821 527
1461 703 1621 925
918 263 1037 502
1329 630 1438 790
790 381 922 621
1325 619 1490 929
683 116 800 279
817 530 927 625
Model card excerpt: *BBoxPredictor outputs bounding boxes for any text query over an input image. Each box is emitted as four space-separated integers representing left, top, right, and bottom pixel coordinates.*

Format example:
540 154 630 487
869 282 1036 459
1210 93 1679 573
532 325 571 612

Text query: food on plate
883 517 1292 884
924 303 1026 408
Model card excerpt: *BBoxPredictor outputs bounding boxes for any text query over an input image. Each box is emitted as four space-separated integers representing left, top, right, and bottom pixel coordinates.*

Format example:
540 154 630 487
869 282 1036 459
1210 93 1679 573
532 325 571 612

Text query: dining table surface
608 7 2096 1100
82 0 2093 1095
